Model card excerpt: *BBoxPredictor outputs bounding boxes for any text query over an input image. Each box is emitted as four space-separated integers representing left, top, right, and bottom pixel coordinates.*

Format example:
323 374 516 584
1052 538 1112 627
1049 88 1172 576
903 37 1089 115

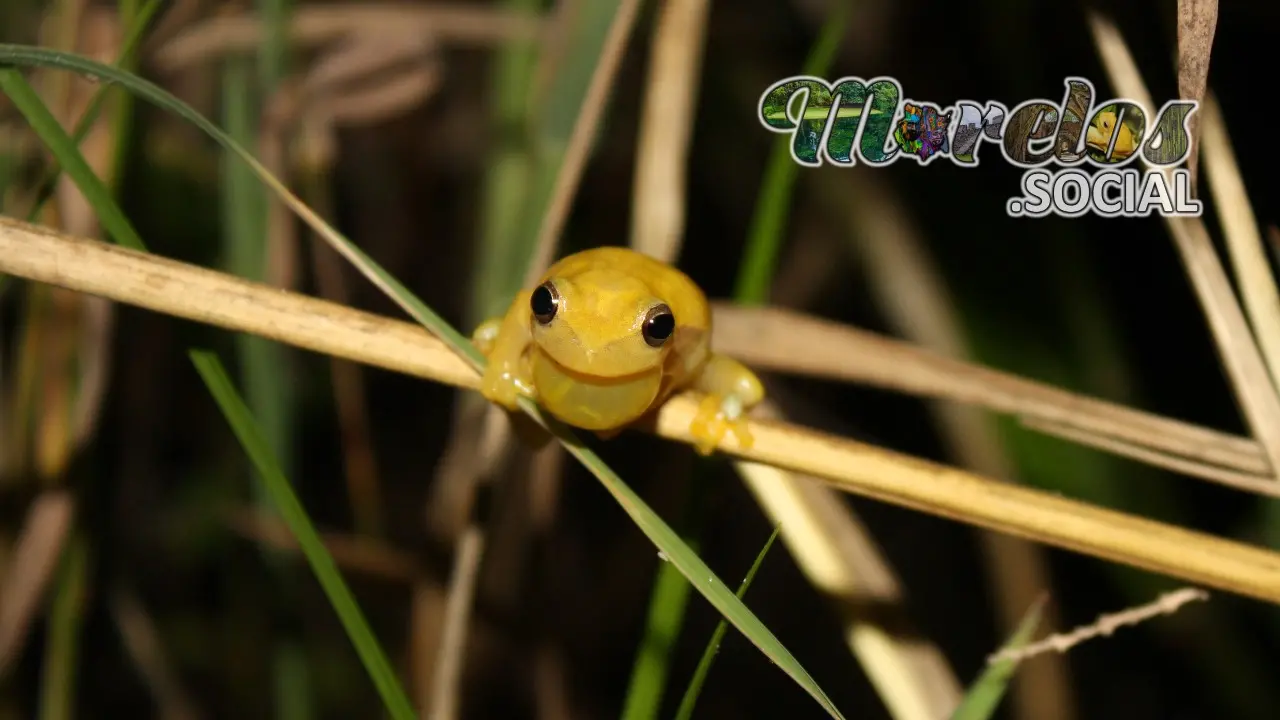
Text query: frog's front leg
471 291 537 410
687 354 764 456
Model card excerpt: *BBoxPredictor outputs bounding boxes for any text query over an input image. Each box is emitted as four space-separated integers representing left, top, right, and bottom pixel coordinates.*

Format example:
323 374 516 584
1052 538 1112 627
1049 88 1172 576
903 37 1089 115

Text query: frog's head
524 268 677 429
1086 110 1117 153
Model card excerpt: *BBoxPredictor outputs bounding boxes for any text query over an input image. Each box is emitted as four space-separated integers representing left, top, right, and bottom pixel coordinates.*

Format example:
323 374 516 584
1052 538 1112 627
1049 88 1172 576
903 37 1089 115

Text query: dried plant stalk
7 218 1280 604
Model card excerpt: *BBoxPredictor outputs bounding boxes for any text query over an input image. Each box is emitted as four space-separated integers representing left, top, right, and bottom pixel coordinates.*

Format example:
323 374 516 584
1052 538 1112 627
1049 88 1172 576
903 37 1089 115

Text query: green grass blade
620 548 698 720
949 598 1046 720
674 526 781 720
107 0 148 195
1 41 481 363
221 55 292 483
0 47 845 719
656 3 849 711
0 69 143 251
733 0 850 304
0 65 415 719
620 481 704 720
258 0 292 89
191 351 416 720
510 0 625 288
0 43 479 364
469 0 540 325
555 432 842 718
21 0 164 227
222 21 307 718
37 535 87 720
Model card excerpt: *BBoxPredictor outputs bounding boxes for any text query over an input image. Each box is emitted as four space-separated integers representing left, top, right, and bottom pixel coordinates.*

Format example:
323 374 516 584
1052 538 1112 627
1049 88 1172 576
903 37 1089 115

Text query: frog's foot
688 393 754 456
478 367 535 411
470 319 502 357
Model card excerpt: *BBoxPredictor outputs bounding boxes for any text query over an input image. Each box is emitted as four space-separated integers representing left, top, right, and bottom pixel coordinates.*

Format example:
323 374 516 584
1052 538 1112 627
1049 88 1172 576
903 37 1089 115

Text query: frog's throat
531 352 662 431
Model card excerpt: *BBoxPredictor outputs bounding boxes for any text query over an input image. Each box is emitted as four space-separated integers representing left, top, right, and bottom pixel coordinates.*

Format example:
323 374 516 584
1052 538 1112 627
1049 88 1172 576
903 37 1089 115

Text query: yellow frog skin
471 246 764 455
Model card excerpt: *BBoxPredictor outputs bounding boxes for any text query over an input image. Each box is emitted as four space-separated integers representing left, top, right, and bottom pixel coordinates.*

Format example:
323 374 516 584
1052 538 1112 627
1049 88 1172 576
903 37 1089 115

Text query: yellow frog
1085 109 1138 160
471 246 764 455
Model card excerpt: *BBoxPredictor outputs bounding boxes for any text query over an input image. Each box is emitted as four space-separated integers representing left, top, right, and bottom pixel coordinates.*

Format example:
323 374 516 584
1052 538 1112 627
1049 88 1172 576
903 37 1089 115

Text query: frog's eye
642 304 675 348
531 282 559 324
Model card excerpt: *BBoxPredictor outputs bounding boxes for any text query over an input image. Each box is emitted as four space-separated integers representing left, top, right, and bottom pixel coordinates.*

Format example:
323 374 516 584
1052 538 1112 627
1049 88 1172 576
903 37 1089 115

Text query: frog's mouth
531 351 663 431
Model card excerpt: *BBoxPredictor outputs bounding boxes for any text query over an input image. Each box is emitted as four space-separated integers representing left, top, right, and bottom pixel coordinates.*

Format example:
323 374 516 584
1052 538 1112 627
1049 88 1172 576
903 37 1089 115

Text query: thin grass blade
0 43 481 366
0 64 416 719
0 69 142 251
674 525 781 720
555 437 842 717
470 0 540 324
733 0 849 304
21 0 165 227
620 479 705 720
191 351 416 720
0 47 846 718
949 598 1046 720
515 0 630 283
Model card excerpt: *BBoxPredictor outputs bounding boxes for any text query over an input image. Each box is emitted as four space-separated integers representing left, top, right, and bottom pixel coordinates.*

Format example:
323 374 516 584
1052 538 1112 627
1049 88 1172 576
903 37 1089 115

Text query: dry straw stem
737 415 962 720
833 169 1071 720
625 9 962 714
293 31 442 128
426 0 647 709
110 587 203 720
1176 0 1218 189
621 5 958 711
224 510 417 583
710 304 1271 486
1088 11 1280 478
628 0 710 260
0 489 74 676
1199 94 1280 394
1021 415 1280 497
10 219 1280 605
988 588 1210 665
151 3 547 71
429 527 485 720
522 0 644 285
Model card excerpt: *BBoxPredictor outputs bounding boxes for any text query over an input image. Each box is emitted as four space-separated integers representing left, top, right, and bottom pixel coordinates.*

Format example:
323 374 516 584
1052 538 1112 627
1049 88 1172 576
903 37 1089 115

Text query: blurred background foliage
1 0 1278 718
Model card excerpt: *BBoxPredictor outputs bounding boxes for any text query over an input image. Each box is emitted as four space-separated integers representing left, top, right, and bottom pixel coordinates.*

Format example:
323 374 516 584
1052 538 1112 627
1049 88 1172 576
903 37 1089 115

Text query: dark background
3 0 1278 718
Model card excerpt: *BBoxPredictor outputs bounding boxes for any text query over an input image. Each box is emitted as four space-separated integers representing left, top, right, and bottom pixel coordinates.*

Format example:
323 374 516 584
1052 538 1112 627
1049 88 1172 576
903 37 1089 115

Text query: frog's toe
688 394 755 456
480 371 531 411
689 395 727 455
471 320 501 356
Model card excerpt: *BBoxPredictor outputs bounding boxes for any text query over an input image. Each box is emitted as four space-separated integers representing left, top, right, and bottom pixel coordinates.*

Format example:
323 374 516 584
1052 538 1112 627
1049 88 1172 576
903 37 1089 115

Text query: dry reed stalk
110 587 204 720
627 5 961 715
834 169 1073 720
737 414 962 720
628 0 710 260
1198 94 1280 394
711 304 1269 484
522 0 645 285
423 0 647 712
152 3 547 71
1088 11 1280 479
7 218 1280 605
0 490 74 676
